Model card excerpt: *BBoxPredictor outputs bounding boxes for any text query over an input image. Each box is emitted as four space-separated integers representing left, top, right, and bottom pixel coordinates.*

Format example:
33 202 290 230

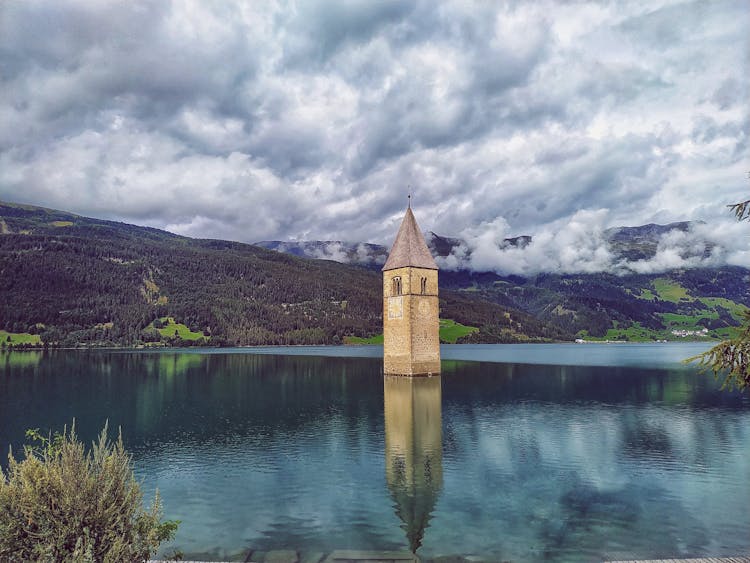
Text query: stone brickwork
383 267 440 376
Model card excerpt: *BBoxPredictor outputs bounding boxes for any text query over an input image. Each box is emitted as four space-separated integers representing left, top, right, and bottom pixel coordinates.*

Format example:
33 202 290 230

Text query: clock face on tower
388 296 403 319
418 299 431 318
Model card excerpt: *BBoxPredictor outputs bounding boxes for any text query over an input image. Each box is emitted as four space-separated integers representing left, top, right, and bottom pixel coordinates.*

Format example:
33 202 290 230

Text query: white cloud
0 0 747 271
434 212 749 276
438 209 614 275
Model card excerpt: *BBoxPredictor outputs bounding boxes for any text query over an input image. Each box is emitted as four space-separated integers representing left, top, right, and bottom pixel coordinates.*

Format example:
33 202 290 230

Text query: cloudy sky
1 1 748 273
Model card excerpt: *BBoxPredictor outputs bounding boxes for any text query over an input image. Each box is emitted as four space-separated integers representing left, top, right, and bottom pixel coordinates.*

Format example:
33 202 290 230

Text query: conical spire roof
382 207 438 271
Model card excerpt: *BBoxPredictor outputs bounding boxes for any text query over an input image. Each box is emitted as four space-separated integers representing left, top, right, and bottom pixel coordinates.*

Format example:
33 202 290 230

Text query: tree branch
727 199 750 222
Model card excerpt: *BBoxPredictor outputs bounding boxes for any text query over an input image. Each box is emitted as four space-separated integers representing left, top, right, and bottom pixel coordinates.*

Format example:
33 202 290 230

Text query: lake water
1 343 749 562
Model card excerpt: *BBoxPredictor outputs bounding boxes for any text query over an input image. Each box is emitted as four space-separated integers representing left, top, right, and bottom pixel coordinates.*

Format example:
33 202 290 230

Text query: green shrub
0 423 178 562
688 309 750 392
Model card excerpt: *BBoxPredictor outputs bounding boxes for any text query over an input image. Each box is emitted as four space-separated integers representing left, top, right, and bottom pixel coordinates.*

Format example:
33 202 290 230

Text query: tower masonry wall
383 266 440 375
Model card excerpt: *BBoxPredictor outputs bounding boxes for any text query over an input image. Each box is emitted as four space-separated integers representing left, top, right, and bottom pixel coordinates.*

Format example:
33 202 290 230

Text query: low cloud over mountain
258 218 750 276
441 214 749 275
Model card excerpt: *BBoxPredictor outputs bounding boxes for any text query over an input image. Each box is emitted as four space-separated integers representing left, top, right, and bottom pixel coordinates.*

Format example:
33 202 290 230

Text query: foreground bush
0 423 178 562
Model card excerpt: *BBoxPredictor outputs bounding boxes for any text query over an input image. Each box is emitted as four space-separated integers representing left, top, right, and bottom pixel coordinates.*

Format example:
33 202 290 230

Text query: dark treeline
0 202 566 346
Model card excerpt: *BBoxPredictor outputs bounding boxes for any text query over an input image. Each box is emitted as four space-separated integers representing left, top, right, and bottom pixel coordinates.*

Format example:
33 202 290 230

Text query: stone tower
382 205 440 376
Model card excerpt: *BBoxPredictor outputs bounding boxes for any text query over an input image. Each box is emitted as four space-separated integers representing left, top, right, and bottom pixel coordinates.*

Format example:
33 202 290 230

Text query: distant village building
671 327 709 338
382 204 440 376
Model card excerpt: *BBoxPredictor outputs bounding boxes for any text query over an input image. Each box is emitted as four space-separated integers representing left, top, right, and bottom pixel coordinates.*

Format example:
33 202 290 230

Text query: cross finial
407 188 411 209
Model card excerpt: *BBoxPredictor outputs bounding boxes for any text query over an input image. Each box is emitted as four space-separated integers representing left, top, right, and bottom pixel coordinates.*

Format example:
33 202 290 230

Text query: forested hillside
258 233 750 343
440 267 750 341
0 202 567 347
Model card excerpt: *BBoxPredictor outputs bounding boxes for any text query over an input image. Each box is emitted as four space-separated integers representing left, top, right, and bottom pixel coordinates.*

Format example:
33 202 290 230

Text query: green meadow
344 333 384 345
651 278 691 302
344 318 478 345
145 317 208 341
438 319 479 343
0 330 42 346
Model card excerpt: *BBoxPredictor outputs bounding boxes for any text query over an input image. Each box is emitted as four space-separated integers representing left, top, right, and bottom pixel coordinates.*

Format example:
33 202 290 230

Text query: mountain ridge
0 201 568 347
256 220 712 269
1 201 747 348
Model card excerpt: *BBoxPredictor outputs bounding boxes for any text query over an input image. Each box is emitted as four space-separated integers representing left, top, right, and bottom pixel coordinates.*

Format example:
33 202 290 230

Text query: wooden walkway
151 550 419 563
607 558 750 563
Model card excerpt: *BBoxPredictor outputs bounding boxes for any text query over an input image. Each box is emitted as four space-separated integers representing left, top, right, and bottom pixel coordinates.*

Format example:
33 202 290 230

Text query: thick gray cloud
0 0 748 272
436 215 750 276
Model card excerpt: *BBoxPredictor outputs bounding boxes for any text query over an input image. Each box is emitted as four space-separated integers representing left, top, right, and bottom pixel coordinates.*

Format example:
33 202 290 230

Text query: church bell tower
382 203 440 376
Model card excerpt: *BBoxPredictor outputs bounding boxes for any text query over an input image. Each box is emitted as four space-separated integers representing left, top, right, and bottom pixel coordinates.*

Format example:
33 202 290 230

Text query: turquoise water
1 344 748 562
161 341 716 367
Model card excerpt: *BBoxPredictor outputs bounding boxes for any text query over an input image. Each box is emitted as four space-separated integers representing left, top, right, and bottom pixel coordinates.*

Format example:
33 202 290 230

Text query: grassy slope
344 334 384 345
651 278 690 302
582 278 748 341
0 330 42 346
652 280 747 334
439 319 479 343
145 317 208 341
699 296 748 320
344 318 479 345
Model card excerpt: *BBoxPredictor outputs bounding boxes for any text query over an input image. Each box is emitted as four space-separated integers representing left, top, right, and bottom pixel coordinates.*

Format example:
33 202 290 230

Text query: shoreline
1 341 718 371
0 337 722 353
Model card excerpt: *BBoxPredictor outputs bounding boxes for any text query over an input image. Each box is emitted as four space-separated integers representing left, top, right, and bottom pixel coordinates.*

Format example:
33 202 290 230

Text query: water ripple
2 350 749 561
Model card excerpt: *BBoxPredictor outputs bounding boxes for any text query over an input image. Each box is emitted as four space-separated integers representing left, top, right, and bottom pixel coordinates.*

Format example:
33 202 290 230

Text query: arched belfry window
392 276 402 296
420 277 427 294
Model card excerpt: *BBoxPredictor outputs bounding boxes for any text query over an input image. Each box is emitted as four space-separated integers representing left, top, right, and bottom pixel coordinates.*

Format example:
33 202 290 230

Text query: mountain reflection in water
0 347 748 561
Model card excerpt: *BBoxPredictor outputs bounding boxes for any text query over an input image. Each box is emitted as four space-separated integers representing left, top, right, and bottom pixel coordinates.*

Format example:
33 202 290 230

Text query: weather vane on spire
407 187 411 208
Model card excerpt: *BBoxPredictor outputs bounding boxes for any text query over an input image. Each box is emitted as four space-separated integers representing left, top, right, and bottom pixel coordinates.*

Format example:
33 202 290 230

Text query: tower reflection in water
383 375 443 553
